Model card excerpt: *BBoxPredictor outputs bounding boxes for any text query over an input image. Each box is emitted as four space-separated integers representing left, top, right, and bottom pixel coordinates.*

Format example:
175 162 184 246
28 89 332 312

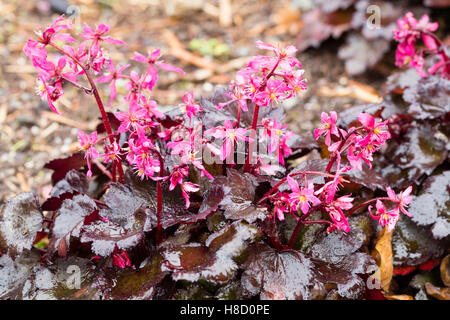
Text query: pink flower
102 142 121 164
205 120 250 162
133 50 185 74
139 96 165 120
368 200 399 232
386 186 413 217
272 192 291 221
112 249 132 269
287 177 321 214
36 76 64 114
180 182 200 209
96 60 130 106
132 50 185 90
181 91 203 121
115 101 147 133
326 208 350 233
217 87 248 112
356 113 391 147
255 40 298 58
80 23 126 53
314 112 339 146
34 15 75 45
169 166 189 191
78 130 99 178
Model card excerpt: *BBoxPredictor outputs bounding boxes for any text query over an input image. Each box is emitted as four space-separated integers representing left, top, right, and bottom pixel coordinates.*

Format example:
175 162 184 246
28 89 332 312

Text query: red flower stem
287 207 315 248
235 105 242 128
420 30 450 75
344 197 392 217
149 148 165 244
257 171 339 205
49 42 123 182
243 58 282 172
302 220 332 225
93 158 113 180
244 104 260 171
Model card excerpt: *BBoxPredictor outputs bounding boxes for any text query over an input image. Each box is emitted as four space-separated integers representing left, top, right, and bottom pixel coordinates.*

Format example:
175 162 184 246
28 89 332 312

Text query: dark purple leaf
241 244 326 300
215 169 268 223
313 0 356 13
384 122 448 179
48 194 97 257
385 69 422 94
42 170 89 211
306 231 363 264
44 152 86 184
80 220 144 257
296 8 354 51
162 221 260 284
392 216 446 267
409 171 450 239
0 193 42 257
342 166 387 191
0 251 40 299
20 257 101 300
103 253 167 300
403 76 450 120
338 34 390 75
423 0 450 7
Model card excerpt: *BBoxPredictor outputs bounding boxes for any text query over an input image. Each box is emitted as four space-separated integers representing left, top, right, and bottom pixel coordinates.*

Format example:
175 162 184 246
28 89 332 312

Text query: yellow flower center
374 127 381 135
298 195 306 203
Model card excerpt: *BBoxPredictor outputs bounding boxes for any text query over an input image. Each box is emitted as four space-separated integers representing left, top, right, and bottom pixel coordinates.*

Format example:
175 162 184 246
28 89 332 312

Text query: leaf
383 123 448 182
313 0 356 13
409 171 450 239
403 76 450 120
242 232 377 300
385 69 422 94
215 169 267 223
392 216 445 267
121 172 192 230
296 8 354 51
371 227 393 292
0 251 40 299
44 152 86 184
288 158 329 186
338 34 390 75
342 166 387 191
241 243 325 300
80 220 144 257
423 0 450 7
104 254 167 300
0 193 43 257
307 231 364 264
20 257 102 300
99 183 150 231
162 221 260 284
42 170 89 211
306 231 377 299
338 102 402 128
49 194 97 257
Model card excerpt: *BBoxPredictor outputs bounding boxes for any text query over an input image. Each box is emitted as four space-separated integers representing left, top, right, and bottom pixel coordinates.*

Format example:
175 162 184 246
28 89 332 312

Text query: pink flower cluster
393 12 449 78
314 112 391 171
266 110 410 233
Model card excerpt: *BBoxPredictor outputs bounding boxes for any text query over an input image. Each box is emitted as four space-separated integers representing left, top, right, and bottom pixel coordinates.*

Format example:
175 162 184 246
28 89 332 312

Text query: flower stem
344 197 392 217
49 42 123 182
244 104 260 172
257 171 341 205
